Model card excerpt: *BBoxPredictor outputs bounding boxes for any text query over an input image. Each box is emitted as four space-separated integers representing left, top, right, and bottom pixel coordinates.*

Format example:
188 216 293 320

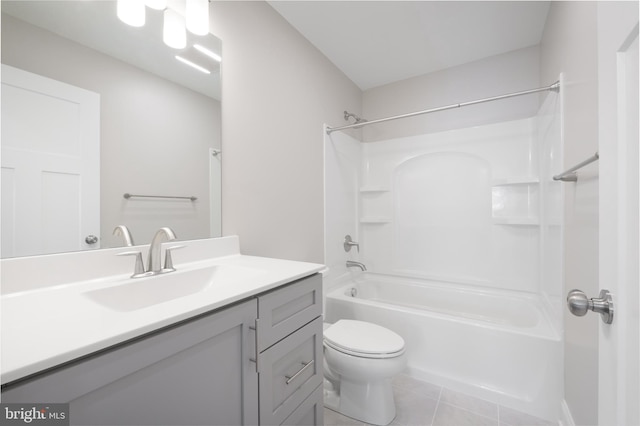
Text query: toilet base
323 378 396 426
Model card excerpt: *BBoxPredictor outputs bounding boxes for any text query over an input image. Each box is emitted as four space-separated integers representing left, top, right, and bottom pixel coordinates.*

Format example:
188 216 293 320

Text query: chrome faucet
346 260 367 271
117 227 182 278
113 225 135 247
117 250 147 278
147 227 177 274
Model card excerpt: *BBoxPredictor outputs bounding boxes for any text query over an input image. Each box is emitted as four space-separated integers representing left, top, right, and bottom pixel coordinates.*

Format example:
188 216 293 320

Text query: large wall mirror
1 1 222 258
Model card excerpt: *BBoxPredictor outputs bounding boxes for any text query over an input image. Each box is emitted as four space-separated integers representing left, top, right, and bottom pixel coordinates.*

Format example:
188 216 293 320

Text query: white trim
597 2 639 424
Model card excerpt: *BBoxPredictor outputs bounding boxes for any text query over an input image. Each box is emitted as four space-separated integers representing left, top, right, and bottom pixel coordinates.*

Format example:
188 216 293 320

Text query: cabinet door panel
2 300 258 426
257 274 322 351
259 317 323 425
281 385 323 426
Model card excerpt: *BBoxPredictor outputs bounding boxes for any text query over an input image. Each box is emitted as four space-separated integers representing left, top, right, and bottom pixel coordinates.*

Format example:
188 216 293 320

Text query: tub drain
349 287 358 297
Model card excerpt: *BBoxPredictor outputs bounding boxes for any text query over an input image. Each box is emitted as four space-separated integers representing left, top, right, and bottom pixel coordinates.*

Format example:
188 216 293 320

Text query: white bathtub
324 273 562 422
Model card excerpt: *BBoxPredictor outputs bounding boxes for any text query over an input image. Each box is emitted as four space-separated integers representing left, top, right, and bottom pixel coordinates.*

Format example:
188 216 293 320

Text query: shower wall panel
393 152 492 281
537 87 563 328
360 118 541 293
324 129 361 283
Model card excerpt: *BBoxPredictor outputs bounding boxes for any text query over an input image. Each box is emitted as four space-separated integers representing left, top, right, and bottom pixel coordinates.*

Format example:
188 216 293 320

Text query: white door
597 3 639 425
1 65 100 257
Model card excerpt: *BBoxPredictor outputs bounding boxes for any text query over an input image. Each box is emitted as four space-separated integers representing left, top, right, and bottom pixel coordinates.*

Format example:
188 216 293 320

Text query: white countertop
1 238 324 384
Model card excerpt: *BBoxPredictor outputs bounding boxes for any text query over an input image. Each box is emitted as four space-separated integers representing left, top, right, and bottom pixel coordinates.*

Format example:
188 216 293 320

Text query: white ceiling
268 1 551 90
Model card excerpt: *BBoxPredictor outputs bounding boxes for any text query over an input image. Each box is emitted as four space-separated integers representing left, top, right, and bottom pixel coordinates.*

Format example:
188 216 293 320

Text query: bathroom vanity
1 237 324 426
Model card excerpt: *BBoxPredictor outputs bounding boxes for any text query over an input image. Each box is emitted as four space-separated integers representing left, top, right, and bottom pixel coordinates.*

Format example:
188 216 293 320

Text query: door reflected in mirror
1 1 222 258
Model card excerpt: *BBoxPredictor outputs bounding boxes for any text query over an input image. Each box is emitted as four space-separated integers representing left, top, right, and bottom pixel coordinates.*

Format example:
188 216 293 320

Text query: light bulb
163 8 187 49
117 0 146 27
185 0 209 36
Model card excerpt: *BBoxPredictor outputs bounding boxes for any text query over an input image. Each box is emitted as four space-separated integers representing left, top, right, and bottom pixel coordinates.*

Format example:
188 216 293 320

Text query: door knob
567 289 614 324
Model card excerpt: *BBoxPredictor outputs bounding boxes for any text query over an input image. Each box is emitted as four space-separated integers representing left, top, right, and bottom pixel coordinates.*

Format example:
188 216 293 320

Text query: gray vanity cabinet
1 273 324 426
281 385 324 425
2 299 259 425
255 274 324 426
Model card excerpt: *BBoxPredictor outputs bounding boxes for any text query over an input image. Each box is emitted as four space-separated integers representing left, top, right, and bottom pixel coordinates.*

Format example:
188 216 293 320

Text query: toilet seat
324 320 405 359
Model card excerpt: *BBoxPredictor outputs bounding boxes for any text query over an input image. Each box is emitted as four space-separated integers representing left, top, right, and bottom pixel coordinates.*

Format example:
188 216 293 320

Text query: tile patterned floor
324 374 556 426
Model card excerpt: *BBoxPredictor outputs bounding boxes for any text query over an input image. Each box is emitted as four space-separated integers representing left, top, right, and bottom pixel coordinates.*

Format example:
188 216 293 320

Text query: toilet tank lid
324 319 405 355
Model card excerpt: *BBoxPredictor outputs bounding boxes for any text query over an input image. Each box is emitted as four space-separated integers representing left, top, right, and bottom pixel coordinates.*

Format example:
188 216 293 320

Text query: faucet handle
163 245 186 272
116 250 147 277
344 235 360 253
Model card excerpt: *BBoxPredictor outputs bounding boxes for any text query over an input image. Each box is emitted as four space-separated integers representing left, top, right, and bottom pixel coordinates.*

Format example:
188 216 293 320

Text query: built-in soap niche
359 186 391 224
491 177 540 225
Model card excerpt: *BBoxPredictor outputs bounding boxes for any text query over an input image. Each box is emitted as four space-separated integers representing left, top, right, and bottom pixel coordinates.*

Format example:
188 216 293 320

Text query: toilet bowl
323 320 406 426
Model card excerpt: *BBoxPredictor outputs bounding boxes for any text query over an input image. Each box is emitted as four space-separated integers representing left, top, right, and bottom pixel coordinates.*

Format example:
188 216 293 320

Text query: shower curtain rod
326 81 560 134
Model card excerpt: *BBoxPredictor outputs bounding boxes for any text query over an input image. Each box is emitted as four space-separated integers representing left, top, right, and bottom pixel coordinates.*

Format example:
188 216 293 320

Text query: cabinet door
281 385 324 426
258 317 323 425
2 300 259 426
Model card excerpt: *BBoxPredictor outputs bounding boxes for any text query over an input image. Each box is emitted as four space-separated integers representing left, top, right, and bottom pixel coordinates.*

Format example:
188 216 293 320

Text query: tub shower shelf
123 193 197 201
491 177 539 226
360 217 391 224
359 186 390 193
492 217 539 226
491 177 539 186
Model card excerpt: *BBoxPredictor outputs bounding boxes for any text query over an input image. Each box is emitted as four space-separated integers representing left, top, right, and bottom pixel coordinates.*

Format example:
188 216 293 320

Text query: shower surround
323 90 563 421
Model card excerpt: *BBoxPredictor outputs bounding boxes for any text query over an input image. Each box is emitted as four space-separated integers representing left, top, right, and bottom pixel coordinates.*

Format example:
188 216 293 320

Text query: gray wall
211 1 545 263
1 14 221 247
539 2 600 425
211 1 362 263
362 45 541 142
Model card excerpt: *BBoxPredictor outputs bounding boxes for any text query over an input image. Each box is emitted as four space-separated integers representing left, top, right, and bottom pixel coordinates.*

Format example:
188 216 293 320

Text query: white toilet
323 320 407 426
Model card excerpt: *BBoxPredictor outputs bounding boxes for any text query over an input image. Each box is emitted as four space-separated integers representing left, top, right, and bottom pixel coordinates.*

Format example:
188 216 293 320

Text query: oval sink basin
84 264 264 312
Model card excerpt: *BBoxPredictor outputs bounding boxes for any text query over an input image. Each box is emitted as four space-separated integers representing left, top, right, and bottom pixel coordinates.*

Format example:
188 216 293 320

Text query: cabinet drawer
281 384 323 426
258 317 323 426
257 273 322 351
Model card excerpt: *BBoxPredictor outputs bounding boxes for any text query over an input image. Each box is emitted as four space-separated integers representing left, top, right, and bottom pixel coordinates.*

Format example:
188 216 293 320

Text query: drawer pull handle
285 360 315 385
249 319 259 372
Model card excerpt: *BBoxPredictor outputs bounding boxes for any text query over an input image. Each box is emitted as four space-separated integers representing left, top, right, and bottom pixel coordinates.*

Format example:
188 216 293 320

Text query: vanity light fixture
163 8 187 49
175 56 211 74
185 0 209 36
117 0 211 51
117 0 146 27
193 44 221 62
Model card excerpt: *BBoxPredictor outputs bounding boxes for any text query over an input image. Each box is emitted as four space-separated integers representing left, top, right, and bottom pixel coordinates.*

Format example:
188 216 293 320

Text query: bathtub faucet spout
346 260 367 271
